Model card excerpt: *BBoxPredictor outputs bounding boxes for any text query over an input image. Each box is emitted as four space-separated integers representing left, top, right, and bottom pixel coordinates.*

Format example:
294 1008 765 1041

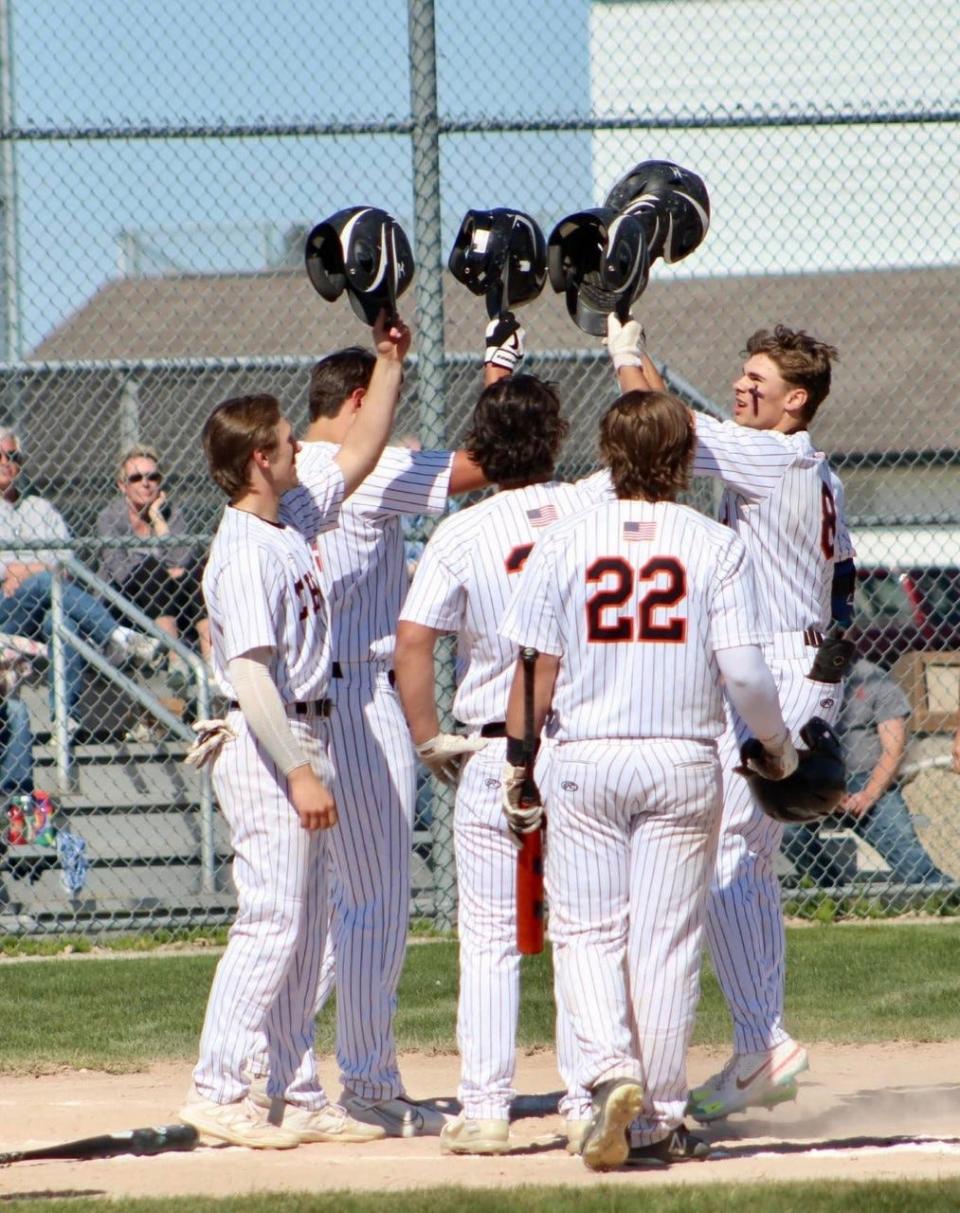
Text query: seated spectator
783 656 953 888
0 429 160 729
0 635 40 797
96 445 210 689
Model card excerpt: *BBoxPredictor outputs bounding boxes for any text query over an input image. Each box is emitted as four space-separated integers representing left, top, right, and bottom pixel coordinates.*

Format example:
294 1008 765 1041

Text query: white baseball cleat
178 1091 300 1149
270 1101 386 1144
686 1038 809 1122
580 1077 645 1171
341 1090 448 1138
247 1076 271 1109
564 1118 591 1156
439 1113 510 1155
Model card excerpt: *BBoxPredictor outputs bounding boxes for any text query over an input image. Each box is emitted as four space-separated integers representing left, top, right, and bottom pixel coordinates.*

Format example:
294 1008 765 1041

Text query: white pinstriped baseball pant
705 652 843 1055
544 736 723 1146
453 738 582 1121
192 709 335 1109
313 664 416 1101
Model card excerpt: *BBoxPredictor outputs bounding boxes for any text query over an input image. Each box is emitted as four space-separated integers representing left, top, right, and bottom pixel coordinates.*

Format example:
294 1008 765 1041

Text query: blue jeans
0 697 33 795
0 572 119 718
783 771 949 886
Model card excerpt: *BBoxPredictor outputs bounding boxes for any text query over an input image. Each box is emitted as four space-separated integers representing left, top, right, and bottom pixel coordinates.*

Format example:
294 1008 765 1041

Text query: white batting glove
483 313 526 372
737 732 799 782
500 762 544 848
415 732 488 787
604 313 647 370
184 717 238 770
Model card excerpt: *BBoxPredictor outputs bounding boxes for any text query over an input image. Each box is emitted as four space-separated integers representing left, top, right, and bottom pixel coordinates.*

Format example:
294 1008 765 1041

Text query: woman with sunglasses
96 446 210 685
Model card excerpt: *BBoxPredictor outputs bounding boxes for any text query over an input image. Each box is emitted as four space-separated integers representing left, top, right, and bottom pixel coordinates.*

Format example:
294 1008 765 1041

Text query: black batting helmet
739 717 846 825
604 160 710 265
448 208 547 319
546 207 649 336
305 206 414 326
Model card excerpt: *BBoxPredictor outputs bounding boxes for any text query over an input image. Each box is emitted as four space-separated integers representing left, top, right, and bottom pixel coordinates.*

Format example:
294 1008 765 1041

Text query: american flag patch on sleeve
623 520 656 541
527 504 558 527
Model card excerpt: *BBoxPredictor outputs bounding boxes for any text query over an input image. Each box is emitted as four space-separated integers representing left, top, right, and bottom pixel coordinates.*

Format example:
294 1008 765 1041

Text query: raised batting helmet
739 716 846 825
448 208 547 319
604 160 710 265
305 206 414 326
547 207 649 336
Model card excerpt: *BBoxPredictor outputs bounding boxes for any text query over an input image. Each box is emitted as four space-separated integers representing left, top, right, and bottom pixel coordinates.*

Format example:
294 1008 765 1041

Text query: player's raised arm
605 313 666 394
333 310 410 497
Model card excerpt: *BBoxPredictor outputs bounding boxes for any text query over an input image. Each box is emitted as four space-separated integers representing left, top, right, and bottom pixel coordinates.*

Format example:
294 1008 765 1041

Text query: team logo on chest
294 568 323 621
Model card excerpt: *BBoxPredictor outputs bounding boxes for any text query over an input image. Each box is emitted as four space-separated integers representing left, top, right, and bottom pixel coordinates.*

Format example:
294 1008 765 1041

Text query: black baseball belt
229 699 332 717
331 660 396 688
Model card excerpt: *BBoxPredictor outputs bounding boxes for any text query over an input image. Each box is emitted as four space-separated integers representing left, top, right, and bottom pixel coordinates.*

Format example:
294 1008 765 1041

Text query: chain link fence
0 0 957 934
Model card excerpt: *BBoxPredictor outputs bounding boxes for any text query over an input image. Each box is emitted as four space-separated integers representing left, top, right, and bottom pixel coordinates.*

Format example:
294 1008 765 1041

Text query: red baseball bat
516 646 545 955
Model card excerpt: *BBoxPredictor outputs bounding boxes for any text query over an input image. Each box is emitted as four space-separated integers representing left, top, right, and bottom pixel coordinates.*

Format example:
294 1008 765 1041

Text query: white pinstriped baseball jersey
500 499 766 741
692 416 849 632
202 459 344 701
398 480 598 726
398 478 597 1123
299 440 453 663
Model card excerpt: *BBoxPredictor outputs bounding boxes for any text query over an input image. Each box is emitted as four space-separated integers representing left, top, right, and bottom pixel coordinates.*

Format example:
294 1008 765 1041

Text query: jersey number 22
585 556 687 643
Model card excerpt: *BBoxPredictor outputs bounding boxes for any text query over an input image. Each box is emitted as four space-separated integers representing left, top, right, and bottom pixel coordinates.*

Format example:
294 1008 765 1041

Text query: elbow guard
831 559 856 629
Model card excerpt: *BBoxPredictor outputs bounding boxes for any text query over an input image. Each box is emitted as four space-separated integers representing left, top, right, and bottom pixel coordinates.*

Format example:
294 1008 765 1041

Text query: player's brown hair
308 347 376 420
744 325 838 422
464 374 569 486
202 394 282 500
600 390 695 501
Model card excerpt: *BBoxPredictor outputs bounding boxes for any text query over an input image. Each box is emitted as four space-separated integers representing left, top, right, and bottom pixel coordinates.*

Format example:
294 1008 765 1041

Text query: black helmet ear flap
305 215 350 302
449 208 547 318
305 206 414 326
547 207 648 336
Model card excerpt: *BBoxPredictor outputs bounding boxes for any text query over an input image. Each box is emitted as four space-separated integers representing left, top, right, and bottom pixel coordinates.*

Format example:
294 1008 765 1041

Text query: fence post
0 0 20 364
407 0 457 932
192 668 217 895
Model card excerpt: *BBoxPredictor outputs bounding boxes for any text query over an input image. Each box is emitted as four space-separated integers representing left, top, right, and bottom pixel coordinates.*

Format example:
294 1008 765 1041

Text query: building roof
25 264 960 456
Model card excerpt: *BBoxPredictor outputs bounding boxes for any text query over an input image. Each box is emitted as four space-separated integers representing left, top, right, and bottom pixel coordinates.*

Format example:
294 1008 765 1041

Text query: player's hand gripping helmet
448 208 547 318
738 716 846 825
305 206 414 326
604 160 710 265
546 207 649 336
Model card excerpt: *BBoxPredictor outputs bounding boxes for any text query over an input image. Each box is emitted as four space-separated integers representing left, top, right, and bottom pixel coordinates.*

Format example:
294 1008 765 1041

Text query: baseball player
245 323 523 1135
179 313 408 1149
499 389 798 1170
394 366 602 1155
607 316 854 1121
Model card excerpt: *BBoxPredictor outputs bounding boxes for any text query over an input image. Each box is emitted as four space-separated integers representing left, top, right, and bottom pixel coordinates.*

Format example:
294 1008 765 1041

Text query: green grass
1 923 959 1072
4 1182 960 1213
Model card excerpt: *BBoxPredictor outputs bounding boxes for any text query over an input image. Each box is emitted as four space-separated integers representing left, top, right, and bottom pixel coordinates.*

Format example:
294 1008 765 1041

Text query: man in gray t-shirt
0 429 160 729
783 658 951 887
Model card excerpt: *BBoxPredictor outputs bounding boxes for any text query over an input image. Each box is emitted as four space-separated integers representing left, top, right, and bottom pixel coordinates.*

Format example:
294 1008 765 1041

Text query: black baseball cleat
580 1076 645 1172
625 1123 711 1167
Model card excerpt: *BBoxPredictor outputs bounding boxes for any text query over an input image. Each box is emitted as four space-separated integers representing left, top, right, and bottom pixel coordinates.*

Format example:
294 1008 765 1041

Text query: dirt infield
2 1043 959 1197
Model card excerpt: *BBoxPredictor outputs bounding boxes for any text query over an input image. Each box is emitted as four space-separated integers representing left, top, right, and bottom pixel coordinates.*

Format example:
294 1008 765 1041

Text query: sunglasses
126 471 162 485
0 448 23 465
